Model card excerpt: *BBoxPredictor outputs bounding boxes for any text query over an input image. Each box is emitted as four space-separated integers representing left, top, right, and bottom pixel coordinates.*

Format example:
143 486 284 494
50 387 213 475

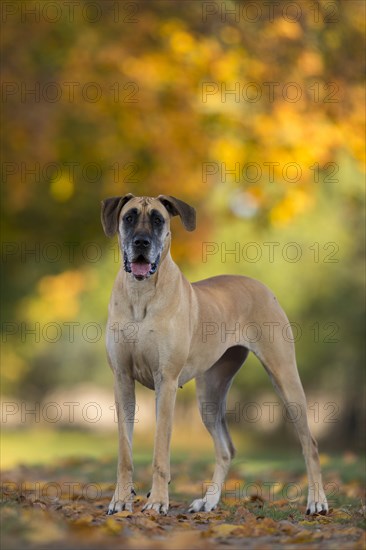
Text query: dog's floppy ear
101 193 135 237
157 195 196 231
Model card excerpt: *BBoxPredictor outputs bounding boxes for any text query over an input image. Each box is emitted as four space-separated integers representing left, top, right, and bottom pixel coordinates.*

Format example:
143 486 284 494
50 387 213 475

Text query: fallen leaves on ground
1 456 365 550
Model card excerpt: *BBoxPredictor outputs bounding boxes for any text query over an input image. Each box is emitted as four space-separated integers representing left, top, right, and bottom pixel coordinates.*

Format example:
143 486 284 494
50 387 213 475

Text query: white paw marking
306 499 328 515
188 497 218 513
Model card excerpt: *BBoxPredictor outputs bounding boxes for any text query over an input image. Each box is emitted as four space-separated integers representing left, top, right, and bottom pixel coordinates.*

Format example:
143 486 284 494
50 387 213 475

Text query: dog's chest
107 311 164 388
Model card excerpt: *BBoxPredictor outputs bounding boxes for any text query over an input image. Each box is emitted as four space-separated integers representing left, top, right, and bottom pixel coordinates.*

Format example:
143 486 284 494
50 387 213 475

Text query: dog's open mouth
124 253 160 280
131 261 151 278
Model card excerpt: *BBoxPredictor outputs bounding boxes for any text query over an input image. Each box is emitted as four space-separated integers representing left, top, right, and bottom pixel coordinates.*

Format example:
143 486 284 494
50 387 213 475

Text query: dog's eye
154 217 163 226
124 215 133 224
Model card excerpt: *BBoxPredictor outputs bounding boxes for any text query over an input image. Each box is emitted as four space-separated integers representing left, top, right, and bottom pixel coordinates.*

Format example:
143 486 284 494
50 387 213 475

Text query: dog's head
101 194 196 280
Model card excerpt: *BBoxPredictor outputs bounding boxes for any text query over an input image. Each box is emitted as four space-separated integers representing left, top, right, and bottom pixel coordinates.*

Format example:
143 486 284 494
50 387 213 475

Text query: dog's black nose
133 234 151 248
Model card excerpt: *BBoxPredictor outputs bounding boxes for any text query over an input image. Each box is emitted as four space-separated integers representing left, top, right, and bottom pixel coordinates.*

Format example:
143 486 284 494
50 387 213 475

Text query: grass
1 429 119 469
2 428 364 508
2 427 364 475
0 427 218 470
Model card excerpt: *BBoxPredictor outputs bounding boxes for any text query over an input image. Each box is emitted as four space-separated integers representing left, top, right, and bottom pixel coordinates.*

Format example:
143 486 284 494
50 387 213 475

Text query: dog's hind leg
188 345 249 512
255 331 328 515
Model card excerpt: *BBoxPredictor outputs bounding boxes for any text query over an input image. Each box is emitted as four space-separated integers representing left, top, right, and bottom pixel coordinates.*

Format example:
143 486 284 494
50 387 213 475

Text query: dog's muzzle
124 251 160 280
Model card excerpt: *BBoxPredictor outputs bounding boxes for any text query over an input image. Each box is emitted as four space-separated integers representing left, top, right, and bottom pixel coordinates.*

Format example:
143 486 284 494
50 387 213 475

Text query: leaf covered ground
1 452 365 550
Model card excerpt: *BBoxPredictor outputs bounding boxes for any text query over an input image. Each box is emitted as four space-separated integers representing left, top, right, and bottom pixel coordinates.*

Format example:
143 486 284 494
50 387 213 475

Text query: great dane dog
101 193 328 516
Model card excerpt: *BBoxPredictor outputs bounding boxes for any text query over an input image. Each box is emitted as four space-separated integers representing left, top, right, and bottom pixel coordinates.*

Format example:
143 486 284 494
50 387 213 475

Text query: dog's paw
306 486 328 515
107 500 133 515
146 480 170 499
306 499 328 515
107 487 135 515
142 498 169 515
188 498 218 513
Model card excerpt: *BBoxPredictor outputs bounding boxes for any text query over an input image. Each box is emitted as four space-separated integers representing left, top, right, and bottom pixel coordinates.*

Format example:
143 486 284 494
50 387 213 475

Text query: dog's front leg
108 372 136 514
142 374 178 515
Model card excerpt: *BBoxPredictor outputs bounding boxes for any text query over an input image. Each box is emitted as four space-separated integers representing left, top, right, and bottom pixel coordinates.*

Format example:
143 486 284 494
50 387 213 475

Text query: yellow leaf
73 514 94 525
103 517 124 534
290 529 316 543
132 516 162 531
113 510 132 518
331 508 353 520
209 523 245 537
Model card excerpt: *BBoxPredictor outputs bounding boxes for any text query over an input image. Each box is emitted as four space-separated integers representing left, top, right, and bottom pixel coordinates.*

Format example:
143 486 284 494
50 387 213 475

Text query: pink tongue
131 262 151 277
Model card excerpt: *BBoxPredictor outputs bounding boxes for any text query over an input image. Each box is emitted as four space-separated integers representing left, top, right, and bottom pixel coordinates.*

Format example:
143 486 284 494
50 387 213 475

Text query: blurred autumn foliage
1 1 365 449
